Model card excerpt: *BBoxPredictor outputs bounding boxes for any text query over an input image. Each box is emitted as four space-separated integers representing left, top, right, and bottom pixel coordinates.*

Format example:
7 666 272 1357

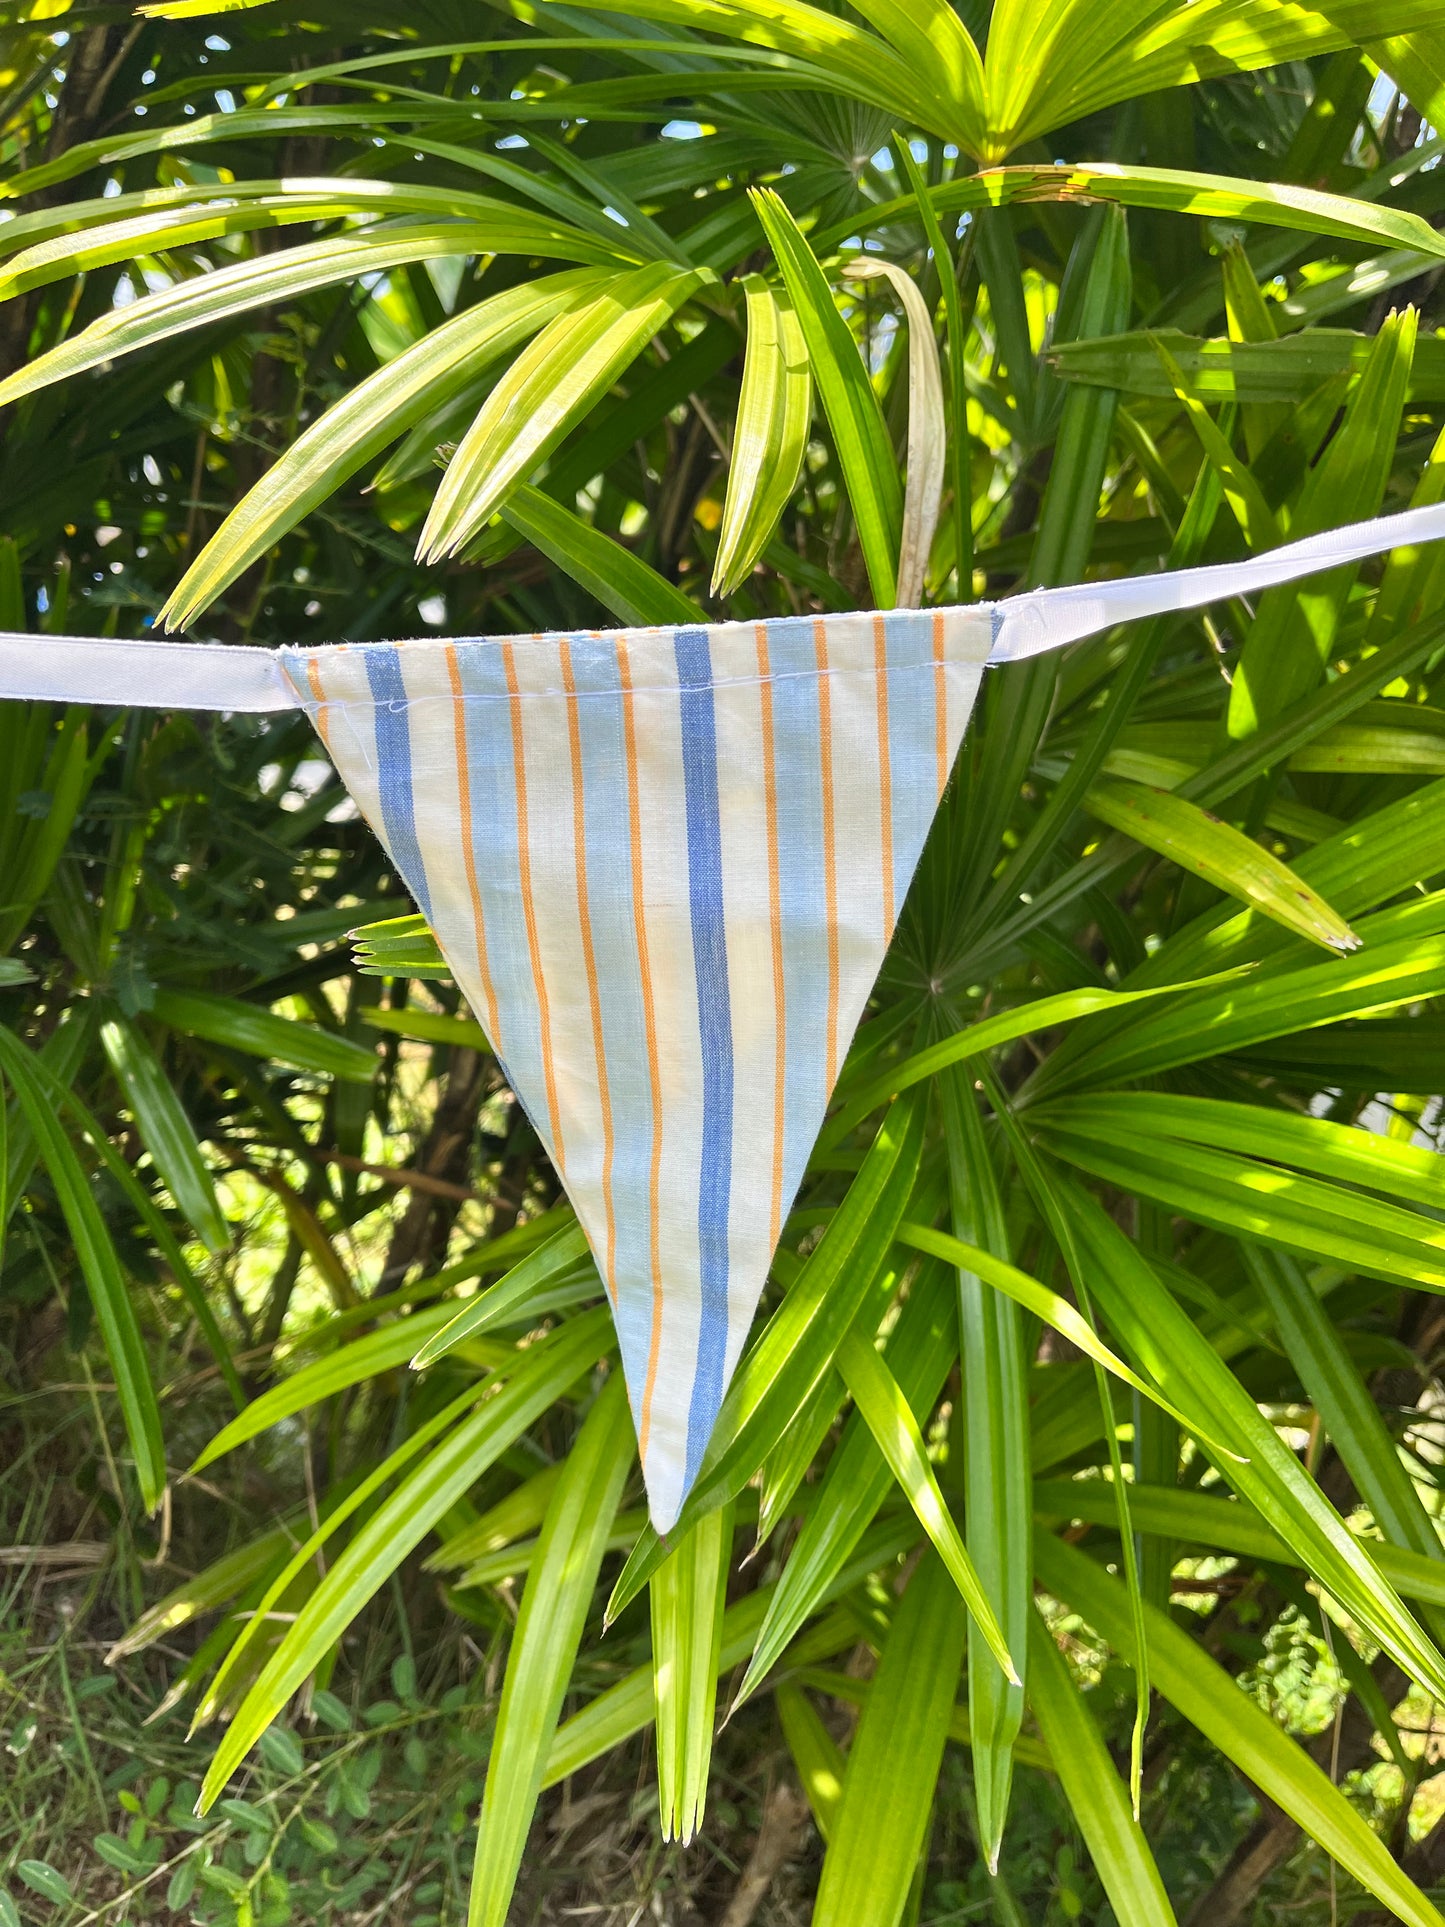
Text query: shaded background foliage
4 2 1445 1924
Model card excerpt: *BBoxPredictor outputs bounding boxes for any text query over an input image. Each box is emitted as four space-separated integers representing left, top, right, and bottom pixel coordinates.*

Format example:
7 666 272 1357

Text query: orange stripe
618 640 666 1457
560 639 618 1304
444 644 501 1052
932 609 948 796
873 613 895 939
755 625 787 1257
304 658 332 752
501 641 565 1173
814 618 840 1091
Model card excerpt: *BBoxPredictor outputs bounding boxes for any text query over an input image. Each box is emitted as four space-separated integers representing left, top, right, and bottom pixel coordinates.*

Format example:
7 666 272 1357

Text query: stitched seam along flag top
2 501 1443 1528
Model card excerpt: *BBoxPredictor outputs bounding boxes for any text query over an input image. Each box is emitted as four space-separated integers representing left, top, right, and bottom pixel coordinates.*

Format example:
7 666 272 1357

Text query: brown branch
715 1780 810 1927
377 1046 491 1292
318 1149 477 1204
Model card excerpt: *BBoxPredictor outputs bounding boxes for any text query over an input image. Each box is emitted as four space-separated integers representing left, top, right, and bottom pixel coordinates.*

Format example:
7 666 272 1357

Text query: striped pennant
281 607 996 1529
0 502 1439 1526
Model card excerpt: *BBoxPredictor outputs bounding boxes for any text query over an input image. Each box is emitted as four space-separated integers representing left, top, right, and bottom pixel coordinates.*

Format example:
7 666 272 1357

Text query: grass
2 1359 1436 1927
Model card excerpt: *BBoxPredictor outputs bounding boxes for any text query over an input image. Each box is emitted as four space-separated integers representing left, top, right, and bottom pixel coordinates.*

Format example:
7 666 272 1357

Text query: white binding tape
0 504 1443 708
0 633 297 712
986 502 1445 662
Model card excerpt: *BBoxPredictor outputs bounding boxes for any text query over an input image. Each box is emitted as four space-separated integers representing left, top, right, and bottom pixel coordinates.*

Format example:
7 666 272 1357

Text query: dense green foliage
4 2 1445 1923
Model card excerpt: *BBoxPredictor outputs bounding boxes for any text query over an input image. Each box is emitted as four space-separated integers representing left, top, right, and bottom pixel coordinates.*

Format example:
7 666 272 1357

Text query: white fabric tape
0 633 297 711
0 503 1442 709
985 502 1445 662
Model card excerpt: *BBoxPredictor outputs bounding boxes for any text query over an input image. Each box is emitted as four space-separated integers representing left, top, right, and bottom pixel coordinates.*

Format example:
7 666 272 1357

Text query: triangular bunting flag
2 502 1444 1527
279 609 993 1528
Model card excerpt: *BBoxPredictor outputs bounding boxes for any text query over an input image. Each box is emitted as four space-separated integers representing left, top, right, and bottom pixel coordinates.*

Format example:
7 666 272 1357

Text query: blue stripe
450 642 552 1161
675 626 734 1487
568 636 656 1403
765 617 830 1212
363 647 433 922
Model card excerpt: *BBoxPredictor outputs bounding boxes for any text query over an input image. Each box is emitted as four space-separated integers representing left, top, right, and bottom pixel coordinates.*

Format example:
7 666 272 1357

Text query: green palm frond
7 6 1445 1923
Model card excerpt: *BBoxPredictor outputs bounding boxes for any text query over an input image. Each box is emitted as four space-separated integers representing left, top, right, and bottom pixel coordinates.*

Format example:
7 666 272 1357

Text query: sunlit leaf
752 189 902 606
418 262 713 562
651 1500 732 1842
713 275 811 596
469 1373 634 1927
